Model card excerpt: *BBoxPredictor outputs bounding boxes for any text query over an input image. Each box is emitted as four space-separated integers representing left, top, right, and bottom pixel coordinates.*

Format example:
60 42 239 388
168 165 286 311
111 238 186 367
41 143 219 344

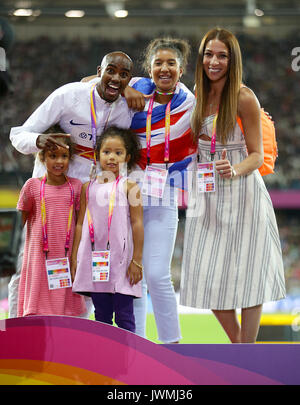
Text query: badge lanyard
40 174 75 259
86 176 121 251
198 109 218 163
210 110 218 161
90 83 112 166
146 89 174 168
196 109 218 194
90 84 98 166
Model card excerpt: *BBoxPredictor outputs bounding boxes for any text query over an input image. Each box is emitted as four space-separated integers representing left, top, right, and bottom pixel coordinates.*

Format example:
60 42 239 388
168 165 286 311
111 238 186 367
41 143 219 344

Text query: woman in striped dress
180 28 286 343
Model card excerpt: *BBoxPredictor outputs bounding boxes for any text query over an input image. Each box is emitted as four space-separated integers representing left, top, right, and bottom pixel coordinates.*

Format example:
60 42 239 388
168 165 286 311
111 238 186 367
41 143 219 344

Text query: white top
10 80 134 183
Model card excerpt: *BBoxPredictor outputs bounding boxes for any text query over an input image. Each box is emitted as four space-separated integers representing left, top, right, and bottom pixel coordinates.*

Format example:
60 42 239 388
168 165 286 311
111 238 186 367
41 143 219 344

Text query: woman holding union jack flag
126 38 197 343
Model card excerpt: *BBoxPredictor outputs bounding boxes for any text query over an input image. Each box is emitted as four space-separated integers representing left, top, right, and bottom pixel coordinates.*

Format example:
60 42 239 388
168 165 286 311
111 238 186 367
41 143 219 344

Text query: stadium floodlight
105 1 128 18
65 10 85 18
13 8 33 17
254 9 264 17
114 9 128 18
243 0 261 28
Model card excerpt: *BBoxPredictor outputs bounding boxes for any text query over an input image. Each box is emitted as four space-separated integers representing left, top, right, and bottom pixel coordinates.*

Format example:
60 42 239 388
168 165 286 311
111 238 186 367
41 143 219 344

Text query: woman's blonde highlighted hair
191 28 243 144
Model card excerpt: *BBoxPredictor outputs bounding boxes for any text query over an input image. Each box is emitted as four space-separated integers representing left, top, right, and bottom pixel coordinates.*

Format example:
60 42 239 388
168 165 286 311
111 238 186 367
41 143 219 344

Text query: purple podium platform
0 316 299 387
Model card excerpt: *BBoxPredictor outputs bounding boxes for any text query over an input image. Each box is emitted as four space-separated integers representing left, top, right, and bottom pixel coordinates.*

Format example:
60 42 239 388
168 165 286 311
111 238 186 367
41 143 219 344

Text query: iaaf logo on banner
0 47 6 71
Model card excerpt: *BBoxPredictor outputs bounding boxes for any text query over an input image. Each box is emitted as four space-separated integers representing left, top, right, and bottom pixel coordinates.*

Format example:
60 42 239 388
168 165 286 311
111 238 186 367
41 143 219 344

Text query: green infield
2 301 297 344
0 309 229 343
146 313 230 344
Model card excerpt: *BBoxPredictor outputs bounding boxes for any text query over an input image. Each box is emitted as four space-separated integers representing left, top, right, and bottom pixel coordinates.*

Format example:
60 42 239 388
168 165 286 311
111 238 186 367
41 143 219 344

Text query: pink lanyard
86 176 121 251
146 90 173 167
210 110 218 161
40 174 75 259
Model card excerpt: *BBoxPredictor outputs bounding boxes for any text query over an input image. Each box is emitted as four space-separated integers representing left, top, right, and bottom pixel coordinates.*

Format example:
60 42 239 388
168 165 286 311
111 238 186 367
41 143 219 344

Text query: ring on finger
220 169 223 174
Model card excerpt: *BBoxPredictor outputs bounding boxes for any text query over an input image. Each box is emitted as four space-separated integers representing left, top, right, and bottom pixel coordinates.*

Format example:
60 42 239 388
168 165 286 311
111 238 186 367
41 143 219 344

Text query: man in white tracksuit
9 51 135 317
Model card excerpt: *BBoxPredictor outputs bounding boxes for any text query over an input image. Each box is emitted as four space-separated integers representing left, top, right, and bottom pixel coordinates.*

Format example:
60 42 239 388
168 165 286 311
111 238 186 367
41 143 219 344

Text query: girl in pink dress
17 134 86 317
71 126 144 333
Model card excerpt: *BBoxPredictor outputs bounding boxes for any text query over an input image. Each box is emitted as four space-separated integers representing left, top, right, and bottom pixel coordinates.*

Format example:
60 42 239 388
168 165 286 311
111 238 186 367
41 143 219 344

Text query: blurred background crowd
1 31 300 189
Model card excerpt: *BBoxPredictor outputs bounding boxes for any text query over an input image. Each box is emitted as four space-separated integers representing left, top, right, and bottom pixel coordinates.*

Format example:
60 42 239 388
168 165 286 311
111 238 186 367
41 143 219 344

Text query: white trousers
134 204 182 343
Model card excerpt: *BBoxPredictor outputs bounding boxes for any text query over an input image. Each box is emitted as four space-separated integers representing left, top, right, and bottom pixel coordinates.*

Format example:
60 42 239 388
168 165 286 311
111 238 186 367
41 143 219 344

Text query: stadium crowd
0 30 300 189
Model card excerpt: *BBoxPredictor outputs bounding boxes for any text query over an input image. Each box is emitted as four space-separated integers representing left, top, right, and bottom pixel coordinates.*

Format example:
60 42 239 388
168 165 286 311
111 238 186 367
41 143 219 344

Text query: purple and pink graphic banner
0 316 299 385
269 190 300 209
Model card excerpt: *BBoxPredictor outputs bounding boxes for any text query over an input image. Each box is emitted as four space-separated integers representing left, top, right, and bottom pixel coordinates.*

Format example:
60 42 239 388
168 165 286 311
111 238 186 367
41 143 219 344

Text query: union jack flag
130 77 197 190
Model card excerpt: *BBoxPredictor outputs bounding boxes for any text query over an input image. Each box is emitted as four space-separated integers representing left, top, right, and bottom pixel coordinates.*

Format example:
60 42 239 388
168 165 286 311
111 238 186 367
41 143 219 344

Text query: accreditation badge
92 250 110 282
142 166 168 199
45 257 72 290
197 162 216 193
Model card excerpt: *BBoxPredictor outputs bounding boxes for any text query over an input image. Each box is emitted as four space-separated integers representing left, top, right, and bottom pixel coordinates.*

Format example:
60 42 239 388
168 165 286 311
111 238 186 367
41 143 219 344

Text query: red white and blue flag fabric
130 77 197 189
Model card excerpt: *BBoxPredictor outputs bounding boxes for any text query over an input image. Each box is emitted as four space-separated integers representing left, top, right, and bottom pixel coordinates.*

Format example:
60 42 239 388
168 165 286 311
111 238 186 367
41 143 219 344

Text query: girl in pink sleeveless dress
71 126 144 333
17 134 86 317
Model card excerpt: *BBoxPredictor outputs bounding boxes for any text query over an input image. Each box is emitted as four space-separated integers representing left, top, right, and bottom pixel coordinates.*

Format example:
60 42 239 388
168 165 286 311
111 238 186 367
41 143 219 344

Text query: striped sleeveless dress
17 177 86 317
180 115 286 310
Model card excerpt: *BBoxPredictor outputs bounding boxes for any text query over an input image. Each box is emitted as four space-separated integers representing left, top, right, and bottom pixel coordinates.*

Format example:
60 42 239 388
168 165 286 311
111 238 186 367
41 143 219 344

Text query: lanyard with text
86 176 121 251
90 83 98 166
146 90 173 168
196 110 218 193
210 110 218 161
40 174 75 259
90 83 113 179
